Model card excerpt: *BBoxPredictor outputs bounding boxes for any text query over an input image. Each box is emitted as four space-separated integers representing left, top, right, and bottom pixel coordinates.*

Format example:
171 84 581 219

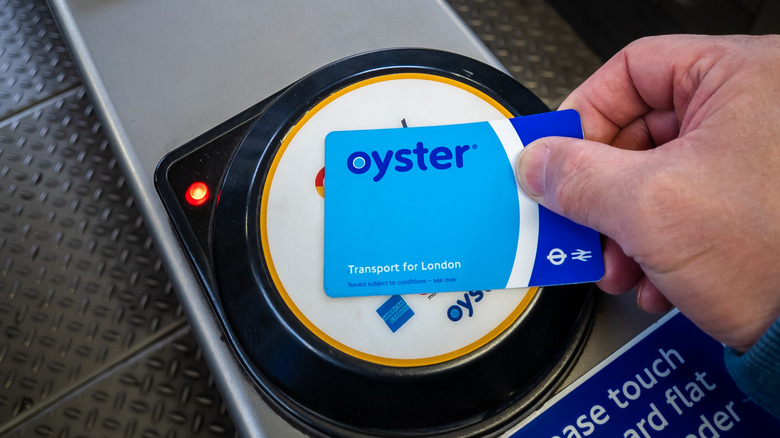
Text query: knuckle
620 168 686 263
552 146 595 220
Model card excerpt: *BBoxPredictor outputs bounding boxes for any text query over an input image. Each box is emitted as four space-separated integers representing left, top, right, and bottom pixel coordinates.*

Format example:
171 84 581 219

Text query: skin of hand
515 34 780 353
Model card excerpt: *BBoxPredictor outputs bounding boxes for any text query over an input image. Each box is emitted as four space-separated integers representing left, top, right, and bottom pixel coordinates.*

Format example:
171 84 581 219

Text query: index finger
560 35 715 145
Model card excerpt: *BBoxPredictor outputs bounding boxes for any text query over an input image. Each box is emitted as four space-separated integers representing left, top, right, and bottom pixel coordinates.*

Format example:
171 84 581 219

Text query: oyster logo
347 142 474 182
446 290 487 322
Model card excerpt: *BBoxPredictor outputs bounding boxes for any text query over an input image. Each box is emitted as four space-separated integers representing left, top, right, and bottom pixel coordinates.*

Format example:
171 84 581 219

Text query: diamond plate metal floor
448 0 601 108
0 1 237 437
0 0 80 119
0 0 599 437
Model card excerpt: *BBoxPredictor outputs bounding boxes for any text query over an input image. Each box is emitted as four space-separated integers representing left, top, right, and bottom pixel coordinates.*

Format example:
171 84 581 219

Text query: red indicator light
185 182 210 206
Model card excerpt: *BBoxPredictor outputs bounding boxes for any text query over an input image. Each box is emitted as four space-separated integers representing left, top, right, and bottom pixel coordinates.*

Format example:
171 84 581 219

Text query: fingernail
516 141 549 202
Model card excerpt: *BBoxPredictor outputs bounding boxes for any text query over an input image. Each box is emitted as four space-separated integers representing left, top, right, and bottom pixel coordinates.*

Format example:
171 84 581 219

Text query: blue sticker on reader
376 295 415 333
324 109 603 297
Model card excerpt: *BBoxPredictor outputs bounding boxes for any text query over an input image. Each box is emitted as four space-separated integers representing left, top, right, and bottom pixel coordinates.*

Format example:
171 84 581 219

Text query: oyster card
324 109 603 297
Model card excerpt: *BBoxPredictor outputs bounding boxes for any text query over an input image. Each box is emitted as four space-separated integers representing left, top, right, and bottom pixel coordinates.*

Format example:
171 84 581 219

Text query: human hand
515 35 780 353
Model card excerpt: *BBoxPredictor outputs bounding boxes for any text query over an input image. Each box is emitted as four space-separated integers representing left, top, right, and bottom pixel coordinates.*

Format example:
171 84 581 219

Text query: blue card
324 109 603 297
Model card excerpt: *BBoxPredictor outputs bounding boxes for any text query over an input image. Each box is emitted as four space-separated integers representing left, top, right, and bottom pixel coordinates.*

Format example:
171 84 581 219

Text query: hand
515 35 780 353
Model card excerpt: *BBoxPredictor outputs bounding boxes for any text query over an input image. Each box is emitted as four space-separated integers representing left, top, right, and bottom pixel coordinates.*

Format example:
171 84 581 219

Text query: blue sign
509 311 780 437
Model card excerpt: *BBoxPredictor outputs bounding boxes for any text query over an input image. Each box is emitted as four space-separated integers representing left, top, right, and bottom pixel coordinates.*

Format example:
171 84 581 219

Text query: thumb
516 136 646 238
